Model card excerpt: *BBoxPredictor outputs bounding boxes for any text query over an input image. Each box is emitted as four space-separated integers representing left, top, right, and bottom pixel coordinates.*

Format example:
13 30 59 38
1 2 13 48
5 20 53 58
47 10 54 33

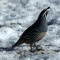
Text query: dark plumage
11 7 50 52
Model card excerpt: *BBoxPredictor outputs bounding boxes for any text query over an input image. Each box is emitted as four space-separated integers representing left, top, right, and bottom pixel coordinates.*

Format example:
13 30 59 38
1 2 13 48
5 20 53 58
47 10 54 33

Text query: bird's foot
29 49 35 52
36 48 45 51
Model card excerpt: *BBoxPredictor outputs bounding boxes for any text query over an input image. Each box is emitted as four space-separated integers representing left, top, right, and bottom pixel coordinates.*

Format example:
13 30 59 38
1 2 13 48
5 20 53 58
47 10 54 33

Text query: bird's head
40 7 50 17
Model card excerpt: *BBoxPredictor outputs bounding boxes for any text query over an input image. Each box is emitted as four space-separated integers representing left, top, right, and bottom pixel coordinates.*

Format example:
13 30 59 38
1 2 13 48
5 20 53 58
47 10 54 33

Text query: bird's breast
36 32 46 41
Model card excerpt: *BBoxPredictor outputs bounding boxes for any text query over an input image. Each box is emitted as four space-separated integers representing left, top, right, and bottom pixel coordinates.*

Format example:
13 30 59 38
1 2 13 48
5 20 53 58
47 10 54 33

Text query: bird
11 7 50 52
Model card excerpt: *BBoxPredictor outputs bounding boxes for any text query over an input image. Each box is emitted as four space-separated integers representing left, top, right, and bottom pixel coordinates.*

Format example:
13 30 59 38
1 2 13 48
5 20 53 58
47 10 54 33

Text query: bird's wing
20 26 37 39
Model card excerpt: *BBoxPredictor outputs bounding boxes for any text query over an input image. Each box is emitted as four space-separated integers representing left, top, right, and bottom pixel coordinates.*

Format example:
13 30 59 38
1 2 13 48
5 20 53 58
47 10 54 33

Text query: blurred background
0 0 60 60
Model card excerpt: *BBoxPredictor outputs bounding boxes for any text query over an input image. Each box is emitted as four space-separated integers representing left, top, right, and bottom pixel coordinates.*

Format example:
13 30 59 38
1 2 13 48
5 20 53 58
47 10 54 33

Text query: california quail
11 7 50 52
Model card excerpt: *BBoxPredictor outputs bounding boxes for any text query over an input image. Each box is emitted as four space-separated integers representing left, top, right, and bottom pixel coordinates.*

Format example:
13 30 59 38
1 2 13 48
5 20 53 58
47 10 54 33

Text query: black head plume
40 6 50 17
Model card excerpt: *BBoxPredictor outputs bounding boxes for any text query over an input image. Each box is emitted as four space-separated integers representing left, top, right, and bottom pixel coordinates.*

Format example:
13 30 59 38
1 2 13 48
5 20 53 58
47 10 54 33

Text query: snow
0 27 18 47
0 0 60 60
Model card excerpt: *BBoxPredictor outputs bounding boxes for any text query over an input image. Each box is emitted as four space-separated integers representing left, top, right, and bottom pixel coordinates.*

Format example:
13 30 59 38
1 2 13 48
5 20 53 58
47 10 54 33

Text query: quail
11 7 50 52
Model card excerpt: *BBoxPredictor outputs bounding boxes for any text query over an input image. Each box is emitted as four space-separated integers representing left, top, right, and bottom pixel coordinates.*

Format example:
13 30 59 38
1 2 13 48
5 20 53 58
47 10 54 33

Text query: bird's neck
33 16 47 32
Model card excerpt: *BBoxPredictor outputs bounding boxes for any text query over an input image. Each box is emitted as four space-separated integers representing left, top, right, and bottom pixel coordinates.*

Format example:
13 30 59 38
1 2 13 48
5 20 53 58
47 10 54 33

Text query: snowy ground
0 0 60 60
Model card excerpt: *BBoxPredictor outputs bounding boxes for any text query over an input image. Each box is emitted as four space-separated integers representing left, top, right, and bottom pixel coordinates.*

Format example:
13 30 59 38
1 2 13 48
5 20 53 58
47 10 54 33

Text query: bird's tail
11 39 23 49
0 40 23 51
0 47 13 51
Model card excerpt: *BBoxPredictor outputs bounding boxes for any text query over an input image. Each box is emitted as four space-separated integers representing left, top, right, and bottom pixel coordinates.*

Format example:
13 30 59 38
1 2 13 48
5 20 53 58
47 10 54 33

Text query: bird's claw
36 48 45 51
29 50 35 52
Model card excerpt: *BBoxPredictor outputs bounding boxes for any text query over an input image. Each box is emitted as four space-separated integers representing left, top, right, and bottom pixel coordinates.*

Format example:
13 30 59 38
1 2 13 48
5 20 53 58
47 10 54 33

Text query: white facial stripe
43 11 47 16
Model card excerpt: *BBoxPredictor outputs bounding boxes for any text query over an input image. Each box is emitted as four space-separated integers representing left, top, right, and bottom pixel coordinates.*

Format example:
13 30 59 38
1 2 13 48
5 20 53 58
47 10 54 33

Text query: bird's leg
34 43 45 51
30 44 32 51
30 44 35 52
